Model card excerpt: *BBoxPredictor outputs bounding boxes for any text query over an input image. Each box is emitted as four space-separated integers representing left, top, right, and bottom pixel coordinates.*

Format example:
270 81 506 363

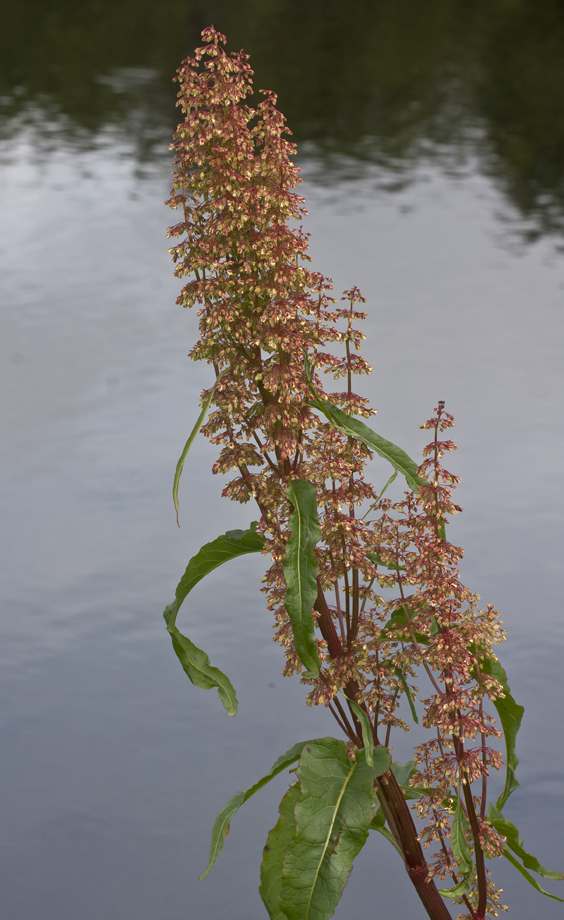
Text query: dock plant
162 26 563 920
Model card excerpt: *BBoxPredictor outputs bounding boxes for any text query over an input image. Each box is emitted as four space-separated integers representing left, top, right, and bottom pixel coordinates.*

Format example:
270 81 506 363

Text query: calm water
1 3 563 918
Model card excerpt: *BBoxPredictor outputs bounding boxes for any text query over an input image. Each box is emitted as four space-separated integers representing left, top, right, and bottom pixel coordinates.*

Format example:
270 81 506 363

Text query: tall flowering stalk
163 27 563 920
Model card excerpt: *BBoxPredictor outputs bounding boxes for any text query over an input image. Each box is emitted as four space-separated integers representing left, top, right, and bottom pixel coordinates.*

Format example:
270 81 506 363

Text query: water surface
1 4 563 918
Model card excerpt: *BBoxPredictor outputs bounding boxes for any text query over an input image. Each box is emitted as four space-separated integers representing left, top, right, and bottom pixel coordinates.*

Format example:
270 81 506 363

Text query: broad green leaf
279 738 382 920
488 805 564 881
476 656 524 809
163 602 238 716
451 790 473 877
500 844 564 902
438 876 471 899
394 667 419 723
283 480 322 675
173 372 226 524
200 740 311 880
303 351 427 494
369 806 404 859
172 523 265 619
260 783 300 920
390 760 417 787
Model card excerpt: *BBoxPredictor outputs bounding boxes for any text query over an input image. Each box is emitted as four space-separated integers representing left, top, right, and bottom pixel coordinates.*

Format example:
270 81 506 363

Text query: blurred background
1 2 563 918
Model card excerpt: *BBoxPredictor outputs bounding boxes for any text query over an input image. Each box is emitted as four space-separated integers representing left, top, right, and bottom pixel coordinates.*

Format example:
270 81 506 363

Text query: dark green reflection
1 0 563 239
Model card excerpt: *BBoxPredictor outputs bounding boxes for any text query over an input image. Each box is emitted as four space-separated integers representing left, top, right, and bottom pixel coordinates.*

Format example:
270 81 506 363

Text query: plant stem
377 769 453 920
316 581 453 920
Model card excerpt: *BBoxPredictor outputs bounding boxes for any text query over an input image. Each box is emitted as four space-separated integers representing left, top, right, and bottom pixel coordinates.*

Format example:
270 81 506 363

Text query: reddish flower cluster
167 27 509 919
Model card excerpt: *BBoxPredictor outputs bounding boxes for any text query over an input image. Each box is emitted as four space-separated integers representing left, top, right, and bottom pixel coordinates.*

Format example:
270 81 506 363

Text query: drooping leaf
476 656 524 809
303 351 427 494
394 667 419 723
451 790 473 878
172 523 265 618
173 372 227 524
163 524 265 715
283 480 322 675
200 740 311 880
438 876 471 899
163 602 238 716
500 845 564 902
369 806 404 859
260 783 300 920
279 738 385 920
488 805 564 881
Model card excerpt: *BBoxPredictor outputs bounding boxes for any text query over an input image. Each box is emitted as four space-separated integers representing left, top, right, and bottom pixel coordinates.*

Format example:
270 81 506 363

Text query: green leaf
173 372 226 524
394 667 419 723
172 523 265 618
279 738 380 920
369 806 405 859
340 694 374 768
476 656 524 809
260 783 300 920
366 551 406 572
500 844 564 902
451 790 473 878
390 760 417 787
163 602 238 716
200 740 311 880
303 351 427 494
377 469 398 502
379 606 430 645
438 876 471 899
488 805 564 881
163 524 265 716
283 480 322 675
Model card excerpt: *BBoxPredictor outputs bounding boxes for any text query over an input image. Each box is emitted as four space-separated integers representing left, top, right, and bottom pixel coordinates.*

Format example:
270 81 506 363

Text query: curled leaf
163 602 238 716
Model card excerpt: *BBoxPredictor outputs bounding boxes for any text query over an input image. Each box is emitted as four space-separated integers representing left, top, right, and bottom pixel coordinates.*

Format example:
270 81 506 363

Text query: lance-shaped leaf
394 667 419 724
369 806 405 859
200 740 310 880
163 524 265 716
163 602 238 716
279 738 390 920
488 805 564 881
341 695 375 768
500 845 564 903
475 655 524 809
451 788 473 878
439 792 474 898
260 783 300 920
283 480 322 675
303 351 427 494
173 371 227 524
438 876 471 899
173 523 265 617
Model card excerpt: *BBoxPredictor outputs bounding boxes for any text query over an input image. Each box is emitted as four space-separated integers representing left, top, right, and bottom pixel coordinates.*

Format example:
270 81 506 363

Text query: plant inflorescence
162 27 563 920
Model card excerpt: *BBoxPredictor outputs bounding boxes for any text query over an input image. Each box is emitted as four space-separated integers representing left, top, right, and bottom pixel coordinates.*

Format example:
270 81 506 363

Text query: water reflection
2 0 564 241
